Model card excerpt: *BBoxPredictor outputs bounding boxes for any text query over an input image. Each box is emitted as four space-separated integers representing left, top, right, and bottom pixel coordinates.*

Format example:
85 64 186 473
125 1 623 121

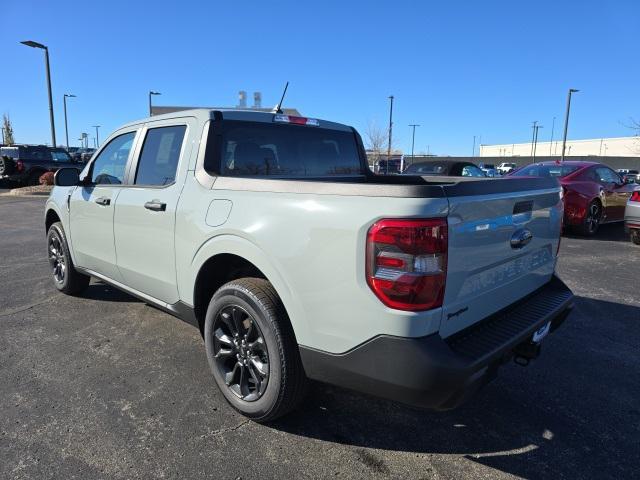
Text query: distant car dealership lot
0 196 638 480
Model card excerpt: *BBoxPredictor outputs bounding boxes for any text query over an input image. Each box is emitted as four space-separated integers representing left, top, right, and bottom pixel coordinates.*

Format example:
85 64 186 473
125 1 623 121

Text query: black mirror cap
54 167 80 187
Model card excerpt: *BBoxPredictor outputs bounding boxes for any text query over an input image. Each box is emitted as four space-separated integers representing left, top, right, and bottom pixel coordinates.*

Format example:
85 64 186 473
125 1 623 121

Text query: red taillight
366 218 448 311
16 160 24 173
631 191 640 202
273 114 320 126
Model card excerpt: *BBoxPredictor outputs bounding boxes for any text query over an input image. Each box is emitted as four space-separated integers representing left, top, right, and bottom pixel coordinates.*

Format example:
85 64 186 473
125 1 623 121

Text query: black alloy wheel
212 305 269 402
48 232 66 284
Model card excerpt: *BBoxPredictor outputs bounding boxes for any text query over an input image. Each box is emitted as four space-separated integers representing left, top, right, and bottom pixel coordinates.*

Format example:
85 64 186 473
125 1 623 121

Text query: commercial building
480 136 639 158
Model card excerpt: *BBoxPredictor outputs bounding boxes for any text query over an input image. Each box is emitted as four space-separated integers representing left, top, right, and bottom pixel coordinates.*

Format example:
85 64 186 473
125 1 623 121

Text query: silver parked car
624 190 640 245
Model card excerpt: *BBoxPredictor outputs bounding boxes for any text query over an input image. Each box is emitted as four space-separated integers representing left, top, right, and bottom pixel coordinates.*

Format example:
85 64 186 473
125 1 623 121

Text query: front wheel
631 230 640 245
47 222 90 295
204 278 307 422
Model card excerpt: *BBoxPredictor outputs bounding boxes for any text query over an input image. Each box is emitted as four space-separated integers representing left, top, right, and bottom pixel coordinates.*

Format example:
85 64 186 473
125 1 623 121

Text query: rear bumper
300 275 574 410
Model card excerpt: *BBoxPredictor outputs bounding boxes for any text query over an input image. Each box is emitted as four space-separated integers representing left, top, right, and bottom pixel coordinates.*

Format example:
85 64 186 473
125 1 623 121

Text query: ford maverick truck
45 109 574 421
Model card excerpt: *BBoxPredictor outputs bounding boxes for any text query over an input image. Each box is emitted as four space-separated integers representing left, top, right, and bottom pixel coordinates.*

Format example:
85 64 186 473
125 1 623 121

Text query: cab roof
118 109 353 132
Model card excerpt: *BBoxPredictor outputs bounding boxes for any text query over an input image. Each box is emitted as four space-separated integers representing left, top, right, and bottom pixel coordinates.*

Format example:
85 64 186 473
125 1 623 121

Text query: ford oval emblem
511 228 533 249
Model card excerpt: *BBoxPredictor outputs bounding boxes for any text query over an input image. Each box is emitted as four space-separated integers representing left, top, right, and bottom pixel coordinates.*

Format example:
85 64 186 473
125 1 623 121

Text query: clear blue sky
2 0 638 155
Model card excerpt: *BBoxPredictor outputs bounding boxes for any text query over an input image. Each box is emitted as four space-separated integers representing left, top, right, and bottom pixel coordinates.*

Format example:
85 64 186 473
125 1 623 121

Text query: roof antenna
272 81 289 114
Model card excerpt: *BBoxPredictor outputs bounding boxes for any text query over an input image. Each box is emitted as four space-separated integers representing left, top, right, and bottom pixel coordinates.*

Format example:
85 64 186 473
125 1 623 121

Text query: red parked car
510 161 637 236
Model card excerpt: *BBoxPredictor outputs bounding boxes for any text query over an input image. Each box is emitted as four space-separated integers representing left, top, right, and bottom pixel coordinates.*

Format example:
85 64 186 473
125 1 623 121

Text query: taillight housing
16 160 24 173
631 191 640 202
366 218 448 311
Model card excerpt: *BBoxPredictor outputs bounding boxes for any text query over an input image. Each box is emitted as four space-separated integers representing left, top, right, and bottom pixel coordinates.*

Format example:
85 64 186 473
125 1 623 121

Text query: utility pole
472 135 476 157
530 121 538 160
532 124 543 162
409 124 420 162
560 88 579 162
386 95 394 174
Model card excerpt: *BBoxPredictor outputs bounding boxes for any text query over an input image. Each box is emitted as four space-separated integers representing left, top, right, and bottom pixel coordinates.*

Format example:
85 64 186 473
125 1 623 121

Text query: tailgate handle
511 228 533 249
513 200 533 215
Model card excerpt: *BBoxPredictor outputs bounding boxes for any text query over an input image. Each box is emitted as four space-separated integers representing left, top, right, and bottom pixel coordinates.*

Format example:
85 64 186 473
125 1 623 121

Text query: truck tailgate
440 178 563 338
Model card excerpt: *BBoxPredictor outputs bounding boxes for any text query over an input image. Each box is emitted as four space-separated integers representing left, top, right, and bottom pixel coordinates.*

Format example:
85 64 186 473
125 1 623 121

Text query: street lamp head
21 40 47 49
569 88 579 93
64 94 76 98
150 91 161 96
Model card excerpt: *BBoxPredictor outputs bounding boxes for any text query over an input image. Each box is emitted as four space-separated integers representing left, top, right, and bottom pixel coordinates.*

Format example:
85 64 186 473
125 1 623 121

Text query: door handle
95 197 111 206
144 200 167 212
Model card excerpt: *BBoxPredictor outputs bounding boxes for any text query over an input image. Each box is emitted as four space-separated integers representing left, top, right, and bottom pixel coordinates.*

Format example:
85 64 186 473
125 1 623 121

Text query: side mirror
54 167 80 187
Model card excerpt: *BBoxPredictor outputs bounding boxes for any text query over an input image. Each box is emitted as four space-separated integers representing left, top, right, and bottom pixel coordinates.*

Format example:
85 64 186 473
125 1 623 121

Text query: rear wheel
204 278 307 422
28 171 43 186
0 156 15 175
631 230 640 245
47 222 90 295
577 200 602 236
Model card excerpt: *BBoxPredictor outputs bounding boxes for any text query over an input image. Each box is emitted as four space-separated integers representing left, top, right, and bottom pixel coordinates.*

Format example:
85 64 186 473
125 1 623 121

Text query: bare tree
364 121 388 170
2 114 15 145
630 118 640 154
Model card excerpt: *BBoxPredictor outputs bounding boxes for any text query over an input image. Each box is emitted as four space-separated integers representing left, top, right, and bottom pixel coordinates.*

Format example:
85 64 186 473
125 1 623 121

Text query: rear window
405 162 447 174
511 164 581 178
206 120 363 177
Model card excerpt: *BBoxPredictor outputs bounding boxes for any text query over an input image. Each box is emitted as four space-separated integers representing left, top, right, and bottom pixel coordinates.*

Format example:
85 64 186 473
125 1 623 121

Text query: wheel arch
187 236 307 343
45 207 61 233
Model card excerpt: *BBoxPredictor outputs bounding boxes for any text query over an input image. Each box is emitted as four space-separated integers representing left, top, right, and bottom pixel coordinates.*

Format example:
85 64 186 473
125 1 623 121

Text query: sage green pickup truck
45 109 573 421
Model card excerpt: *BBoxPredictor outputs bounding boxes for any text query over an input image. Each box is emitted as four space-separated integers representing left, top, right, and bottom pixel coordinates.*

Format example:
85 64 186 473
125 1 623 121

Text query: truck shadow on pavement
270 296 639 480
82 281 144 303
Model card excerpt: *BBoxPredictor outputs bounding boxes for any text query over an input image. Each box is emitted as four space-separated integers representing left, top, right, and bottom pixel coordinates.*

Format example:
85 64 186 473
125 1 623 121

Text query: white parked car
498 162 517 175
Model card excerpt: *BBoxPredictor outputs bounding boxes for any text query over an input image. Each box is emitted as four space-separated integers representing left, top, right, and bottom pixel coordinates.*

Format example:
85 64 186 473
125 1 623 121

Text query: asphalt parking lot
1 196 638 480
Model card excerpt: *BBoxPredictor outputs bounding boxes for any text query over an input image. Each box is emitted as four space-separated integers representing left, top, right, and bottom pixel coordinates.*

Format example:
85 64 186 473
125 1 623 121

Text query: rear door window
134 125 186 186
210 120 363 177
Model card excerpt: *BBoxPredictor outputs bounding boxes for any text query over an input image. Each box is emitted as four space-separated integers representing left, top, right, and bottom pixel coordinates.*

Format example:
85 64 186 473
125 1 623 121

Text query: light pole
21 40 56 147
149 91 161 116
530 121 538 160
472 135 476 157
549 116 556 156
1 127 5 144
63 94 76 149
386 95 394 174
92 125 101 148
560 88 579 162
409 124 420 162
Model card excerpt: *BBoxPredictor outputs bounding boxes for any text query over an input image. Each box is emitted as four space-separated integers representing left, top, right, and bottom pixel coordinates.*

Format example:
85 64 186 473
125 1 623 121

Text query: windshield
511 164 581 178
208 120 363 177
51 150 72 162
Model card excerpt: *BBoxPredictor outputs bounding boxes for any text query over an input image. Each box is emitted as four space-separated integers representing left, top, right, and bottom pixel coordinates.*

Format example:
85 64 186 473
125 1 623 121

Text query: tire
47 222 90 295
0 156 15 175
204 277 307 422
631 230 640 246
577 200 602 236
28 171 43 186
